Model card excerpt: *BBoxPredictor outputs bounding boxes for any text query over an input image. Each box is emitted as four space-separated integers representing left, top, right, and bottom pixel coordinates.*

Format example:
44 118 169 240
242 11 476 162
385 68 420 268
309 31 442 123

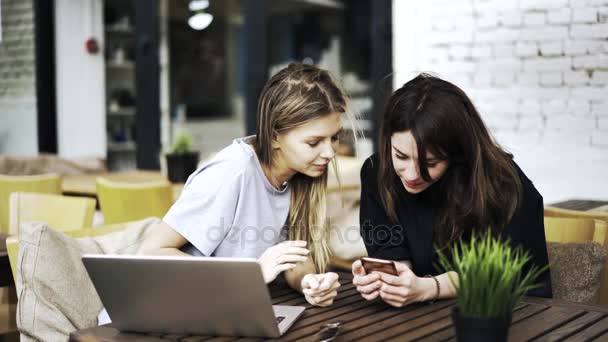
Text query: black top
359 154 552 298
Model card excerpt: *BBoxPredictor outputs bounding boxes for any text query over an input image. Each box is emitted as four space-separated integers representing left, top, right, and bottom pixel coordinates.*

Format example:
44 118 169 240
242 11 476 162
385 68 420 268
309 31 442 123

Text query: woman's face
391 130 449 194
273 111 342 178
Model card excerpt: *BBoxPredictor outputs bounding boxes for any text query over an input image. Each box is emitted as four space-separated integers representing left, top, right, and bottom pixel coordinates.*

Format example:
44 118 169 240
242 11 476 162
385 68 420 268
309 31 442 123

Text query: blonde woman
137 63 354 307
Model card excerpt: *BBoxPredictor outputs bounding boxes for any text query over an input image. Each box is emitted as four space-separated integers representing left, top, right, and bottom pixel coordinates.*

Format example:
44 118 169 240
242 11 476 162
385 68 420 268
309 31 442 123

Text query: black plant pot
452 307 512 342
166 152 199 183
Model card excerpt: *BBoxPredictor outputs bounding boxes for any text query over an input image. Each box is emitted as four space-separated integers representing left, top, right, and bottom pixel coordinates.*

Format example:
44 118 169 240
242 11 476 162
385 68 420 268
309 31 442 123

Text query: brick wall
0 0 38 155
393 0 608 203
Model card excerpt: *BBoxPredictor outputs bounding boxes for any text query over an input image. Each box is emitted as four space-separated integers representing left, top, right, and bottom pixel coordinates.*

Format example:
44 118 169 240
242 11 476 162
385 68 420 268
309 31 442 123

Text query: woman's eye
307 141 320 147
396 154 408 160
331 135 339 142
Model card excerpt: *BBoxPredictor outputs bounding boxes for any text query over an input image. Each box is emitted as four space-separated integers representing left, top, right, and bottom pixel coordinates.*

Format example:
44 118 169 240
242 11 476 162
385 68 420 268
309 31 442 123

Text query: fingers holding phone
351 259 382 301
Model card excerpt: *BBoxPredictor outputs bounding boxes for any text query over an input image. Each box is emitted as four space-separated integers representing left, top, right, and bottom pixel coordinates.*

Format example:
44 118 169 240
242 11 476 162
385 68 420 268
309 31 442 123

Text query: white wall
54 0 106 158
393 0 608 204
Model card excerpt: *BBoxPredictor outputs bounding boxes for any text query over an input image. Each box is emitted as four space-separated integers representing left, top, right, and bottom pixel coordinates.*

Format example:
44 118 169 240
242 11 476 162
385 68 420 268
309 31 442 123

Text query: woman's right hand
258 240 310 283
352 259 382 300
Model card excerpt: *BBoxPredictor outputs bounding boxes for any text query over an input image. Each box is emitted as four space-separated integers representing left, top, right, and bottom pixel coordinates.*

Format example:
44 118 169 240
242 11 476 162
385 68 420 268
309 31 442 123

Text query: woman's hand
375 261 434 307
352 259 382 300
301 272 340 307
258 240 309 283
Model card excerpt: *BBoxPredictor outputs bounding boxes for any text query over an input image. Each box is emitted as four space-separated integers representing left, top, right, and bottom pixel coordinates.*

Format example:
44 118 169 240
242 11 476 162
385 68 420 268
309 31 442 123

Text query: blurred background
0 0 606 203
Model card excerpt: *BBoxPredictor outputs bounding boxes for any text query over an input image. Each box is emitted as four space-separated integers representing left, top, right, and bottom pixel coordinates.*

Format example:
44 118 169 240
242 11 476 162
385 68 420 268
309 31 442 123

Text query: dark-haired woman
352 74 552 307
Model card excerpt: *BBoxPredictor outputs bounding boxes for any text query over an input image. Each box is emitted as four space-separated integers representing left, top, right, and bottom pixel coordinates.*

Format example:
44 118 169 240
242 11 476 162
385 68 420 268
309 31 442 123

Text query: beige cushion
16 218 160 341
547 241 607 304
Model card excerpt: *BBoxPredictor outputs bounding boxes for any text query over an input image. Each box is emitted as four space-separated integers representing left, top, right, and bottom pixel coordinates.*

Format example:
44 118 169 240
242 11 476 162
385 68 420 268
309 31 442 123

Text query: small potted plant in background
165 132 199 183
437 232 547 342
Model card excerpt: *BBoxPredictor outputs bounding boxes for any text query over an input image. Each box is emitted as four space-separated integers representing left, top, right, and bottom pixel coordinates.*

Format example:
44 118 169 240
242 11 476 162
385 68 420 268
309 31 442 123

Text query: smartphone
360 257 398 276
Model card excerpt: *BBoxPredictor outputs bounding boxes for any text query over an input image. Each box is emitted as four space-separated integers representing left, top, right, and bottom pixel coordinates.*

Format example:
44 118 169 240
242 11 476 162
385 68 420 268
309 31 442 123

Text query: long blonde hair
254 63 351 272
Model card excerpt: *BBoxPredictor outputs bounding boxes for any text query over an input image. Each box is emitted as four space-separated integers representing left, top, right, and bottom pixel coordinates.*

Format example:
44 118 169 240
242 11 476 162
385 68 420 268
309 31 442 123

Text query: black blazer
359 154 552 298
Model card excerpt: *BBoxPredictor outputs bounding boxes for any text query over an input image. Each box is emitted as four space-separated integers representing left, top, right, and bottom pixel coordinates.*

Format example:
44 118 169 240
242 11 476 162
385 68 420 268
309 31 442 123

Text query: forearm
284 258 316 293
419 271 459 301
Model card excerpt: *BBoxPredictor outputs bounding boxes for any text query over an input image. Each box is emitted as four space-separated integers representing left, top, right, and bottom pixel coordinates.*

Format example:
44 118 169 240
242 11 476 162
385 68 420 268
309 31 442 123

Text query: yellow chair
8 192 96 235
544 216 608 304
0 174 61 234
6 222 130 288
96 177 172 224
545 206 608 221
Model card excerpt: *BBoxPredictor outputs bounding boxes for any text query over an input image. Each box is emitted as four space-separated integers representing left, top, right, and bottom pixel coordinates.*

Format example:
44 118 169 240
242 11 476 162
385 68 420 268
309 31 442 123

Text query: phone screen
360 257 398 276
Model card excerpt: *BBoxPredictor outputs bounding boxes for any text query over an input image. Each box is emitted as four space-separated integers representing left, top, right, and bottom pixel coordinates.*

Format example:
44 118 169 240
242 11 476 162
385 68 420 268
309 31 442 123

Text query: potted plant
437 233 547 342
165 132 199 183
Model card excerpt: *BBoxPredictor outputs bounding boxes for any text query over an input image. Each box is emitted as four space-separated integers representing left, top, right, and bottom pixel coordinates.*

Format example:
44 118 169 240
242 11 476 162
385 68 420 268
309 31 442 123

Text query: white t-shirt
163 136 291 258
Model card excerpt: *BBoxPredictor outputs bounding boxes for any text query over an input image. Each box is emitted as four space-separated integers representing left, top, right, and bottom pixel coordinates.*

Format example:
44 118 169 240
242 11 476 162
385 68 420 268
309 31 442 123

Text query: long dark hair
377 73 522 247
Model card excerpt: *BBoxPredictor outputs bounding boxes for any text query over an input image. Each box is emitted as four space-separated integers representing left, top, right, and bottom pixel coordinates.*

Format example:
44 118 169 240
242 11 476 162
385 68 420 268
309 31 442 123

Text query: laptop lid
82 254 282 337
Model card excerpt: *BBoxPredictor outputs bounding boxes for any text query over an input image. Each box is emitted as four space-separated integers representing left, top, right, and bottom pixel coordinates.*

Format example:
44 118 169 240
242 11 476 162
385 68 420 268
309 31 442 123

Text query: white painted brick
546 115 596 132
569 0 594 7
521 26 569 41
540 72 563 86
472 45 493 58
433 20 456 31
521 0 569 10
571 87 608 100
564 71 590 85
543 129 592 145
590 71 608 85
599 118 608 130
567 100 591 115
516 42 539 57
493 44 515 57
573 55 608 69
449 45 471 58
524 12 546 26
477 58 522 72
521 100 542 114
476 12 499 29
473 73 493 86
539 42 563 56
484 114 519 130
542 99 569 116
570 24 608 39
518 87 571 100
564 40 603 55
600 7 608 23
494 71 517 85
434 61 477 73
547 8 572 24
591 102 608 116
519 114 545 131
523 57 571 71
592 131 608 146
476 28 520 42
498 11 523 27
428 29 475 44
572 8 599 23
589 0 608 5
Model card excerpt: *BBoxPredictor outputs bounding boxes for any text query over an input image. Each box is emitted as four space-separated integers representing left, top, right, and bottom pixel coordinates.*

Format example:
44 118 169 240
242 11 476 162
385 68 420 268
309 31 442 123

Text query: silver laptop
82 254 305 338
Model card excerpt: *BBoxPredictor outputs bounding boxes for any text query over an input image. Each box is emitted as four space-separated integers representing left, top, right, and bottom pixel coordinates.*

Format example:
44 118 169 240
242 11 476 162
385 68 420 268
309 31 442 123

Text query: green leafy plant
437 232 547 319
170 133 194 154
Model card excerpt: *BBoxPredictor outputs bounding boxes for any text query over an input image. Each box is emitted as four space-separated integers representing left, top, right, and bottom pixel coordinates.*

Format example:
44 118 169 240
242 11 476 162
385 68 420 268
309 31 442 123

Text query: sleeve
359 158 411 261
504 175 553 298
163 165 242 256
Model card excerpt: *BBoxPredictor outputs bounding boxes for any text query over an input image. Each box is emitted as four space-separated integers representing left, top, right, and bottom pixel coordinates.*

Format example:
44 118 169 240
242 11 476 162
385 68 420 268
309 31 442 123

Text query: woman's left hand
301 272 341 307
376 262 431 308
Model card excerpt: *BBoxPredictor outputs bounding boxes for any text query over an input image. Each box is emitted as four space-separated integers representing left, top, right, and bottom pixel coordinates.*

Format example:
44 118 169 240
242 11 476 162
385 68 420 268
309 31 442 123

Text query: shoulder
186 140 258 192
361 153 380 183
512 161 543 204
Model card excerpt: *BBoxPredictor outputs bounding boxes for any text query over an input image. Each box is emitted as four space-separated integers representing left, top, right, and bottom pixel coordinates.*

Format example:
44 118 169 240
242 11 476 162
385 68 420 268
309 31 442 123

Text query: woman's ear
271 133 281 150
